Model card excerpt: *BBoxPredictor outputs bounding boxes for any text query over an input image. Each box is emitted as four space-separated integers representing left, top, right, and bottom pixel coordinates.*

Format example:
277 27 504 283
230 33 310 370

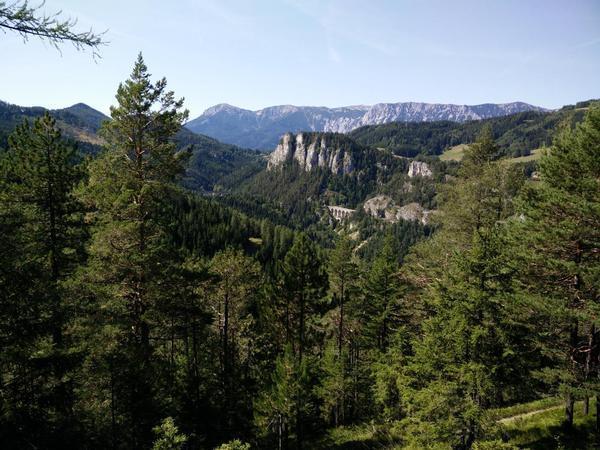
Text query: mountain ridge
186 101 549 150
0 100 265 192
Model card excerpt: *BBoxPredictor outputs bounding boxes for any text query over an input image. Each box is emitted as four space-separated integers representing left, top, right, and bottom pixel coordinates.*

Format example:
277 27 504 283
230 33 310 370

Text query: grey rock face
186 101 547 149
408 161 432 178
395 203 431 225
267 132 355 175
363 195 393 217
362 195 432 225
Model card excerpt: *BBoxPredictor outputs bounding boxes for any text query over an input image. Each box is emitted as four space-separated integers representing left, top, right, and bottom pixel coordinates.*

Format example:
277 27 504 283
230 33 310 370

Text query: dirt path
497 404 563 425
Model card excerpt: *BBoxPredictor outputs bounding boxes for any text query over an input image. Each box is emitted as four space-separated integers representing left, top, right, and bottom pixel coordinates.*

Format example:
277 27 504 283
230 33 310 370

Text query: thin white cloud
186 0 253 27
572 37 600 49
284 0 397 57
327 39 342 63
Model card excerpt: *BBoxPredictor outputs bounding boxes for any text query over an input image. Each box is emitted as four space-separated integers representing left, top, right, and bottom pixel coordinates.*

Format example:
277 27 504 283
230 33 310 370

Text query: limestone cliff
267 132 356 175
363 195 432 225
408 160 432 178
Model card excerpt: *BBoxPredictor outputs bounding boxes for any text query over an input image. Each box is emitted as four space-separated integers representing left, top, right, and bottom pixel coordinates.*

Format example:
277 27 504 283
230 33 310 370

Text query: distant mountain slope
60 103 109 132
0 100 109 152
349 99 597 158
0 100 264 192
185 101 548 150
176 128 265 192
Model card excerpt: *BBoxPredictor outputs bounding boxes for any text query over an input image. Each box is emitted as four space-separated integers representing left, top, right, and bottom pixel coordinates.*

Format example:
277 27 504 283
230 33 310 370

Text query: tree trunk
596 394 600 434
584 324 595 415
465 419 476 449
223 291 230 380
596 361 600 434
565 392 575 428
299 293 305 362
338 289 344 357
278 414 283 450
296 407 303 450
596 395 600 435
110 360 116 450
564 321 578 427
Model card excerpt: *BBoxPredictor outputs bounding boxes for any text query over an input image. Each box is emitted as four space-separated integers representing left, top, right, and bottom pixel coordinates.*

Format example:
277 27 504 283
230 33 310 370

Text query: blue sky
1 0 599 117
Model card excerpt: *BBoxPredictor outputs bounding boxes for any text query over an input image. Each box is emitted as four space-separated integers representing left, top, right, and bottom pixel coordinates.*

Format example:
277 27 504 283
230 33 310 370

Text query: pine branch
0 1 107 57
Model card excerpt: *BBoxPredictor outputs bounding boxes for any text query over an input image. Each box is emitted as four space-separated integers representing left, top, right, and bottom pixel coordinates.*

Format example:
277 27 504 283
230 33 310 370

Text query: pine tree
403 230 523 449
280 233 327 360
75 53 190 449
316 340 346 426
394 129 530 449
328 237 359 355
254 345 309 450
0 113 86 447
204 248 262 436
362 234 402 352
515 106 600 429
276 233 327 447
152 417 188 450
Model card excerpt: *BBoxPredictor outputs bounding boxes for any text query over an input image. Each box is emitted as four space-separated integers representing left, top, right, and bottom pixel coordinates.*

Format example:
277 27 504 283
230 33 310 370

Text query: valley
1 3 598 445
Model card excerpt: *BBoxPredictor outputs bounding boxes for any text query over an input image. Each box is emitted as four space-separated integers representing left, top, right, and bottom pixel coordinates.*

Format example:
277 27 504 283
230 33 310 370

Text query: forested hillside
350 100 595 158
0 100 265 192
176 128 265 192
1 55 599 450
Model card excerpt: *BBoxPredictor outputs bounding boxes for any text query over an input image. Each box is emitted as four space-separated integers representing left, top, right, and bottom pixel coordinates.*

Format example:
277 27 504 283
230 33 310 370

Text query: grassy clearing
440 145 545 164
309 398 598 449
440 144 469 161
505 147 545 164
490 397 563 421
311 423 403 449
502 400 598 449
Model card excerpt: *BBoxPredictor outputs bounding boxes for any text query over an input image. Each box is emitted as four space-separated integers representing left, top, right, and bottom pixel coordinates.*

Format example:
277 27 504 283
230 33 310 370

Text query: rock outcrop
363 195 432 225
408 161 432 178
394 203 431 224
363 195 393 217
267 132 355 175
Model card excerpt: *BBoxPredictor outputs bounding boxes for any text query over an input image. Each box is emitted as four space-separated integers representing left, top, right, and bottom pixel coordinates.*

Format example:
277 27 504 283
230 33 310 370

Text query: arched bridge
327 205 355 221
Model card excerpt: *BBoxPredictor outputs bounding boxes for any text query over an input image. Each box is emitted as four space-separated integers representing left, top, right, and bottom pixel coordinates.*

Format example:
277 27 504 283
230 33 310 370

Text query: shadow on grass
314 438 395 449
508 422 599 450
309 425 403 450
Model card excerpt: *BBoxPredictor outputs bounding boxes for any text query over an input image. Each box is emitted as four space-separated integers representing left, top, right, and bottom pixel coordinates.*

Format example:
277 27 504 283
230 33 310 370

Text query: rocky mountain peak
186 101 548 149
202 103 249 116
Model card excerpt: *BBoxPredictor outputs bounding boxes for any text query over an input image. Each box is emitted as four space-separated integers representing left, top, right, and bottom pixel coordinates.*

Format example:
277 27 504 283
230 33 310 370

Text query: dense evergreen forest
1 52 599 450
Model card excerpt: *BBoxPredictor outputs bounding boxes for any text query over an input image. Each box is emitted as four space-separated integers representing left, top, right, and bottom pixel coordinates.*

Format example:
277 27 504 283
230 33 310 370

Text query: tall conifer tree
0 113 85 447
515 107 600 428
76 53 189 449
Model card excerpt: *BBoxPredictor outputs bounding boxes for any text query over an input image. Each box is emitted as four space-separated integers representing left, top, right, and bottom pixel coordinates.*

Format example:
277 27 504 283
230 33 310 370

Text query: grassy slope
439 144 469 161
505 147 545 163
309 397 598 449
440 145 545 164
501 401 597 449
491 397 563 421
